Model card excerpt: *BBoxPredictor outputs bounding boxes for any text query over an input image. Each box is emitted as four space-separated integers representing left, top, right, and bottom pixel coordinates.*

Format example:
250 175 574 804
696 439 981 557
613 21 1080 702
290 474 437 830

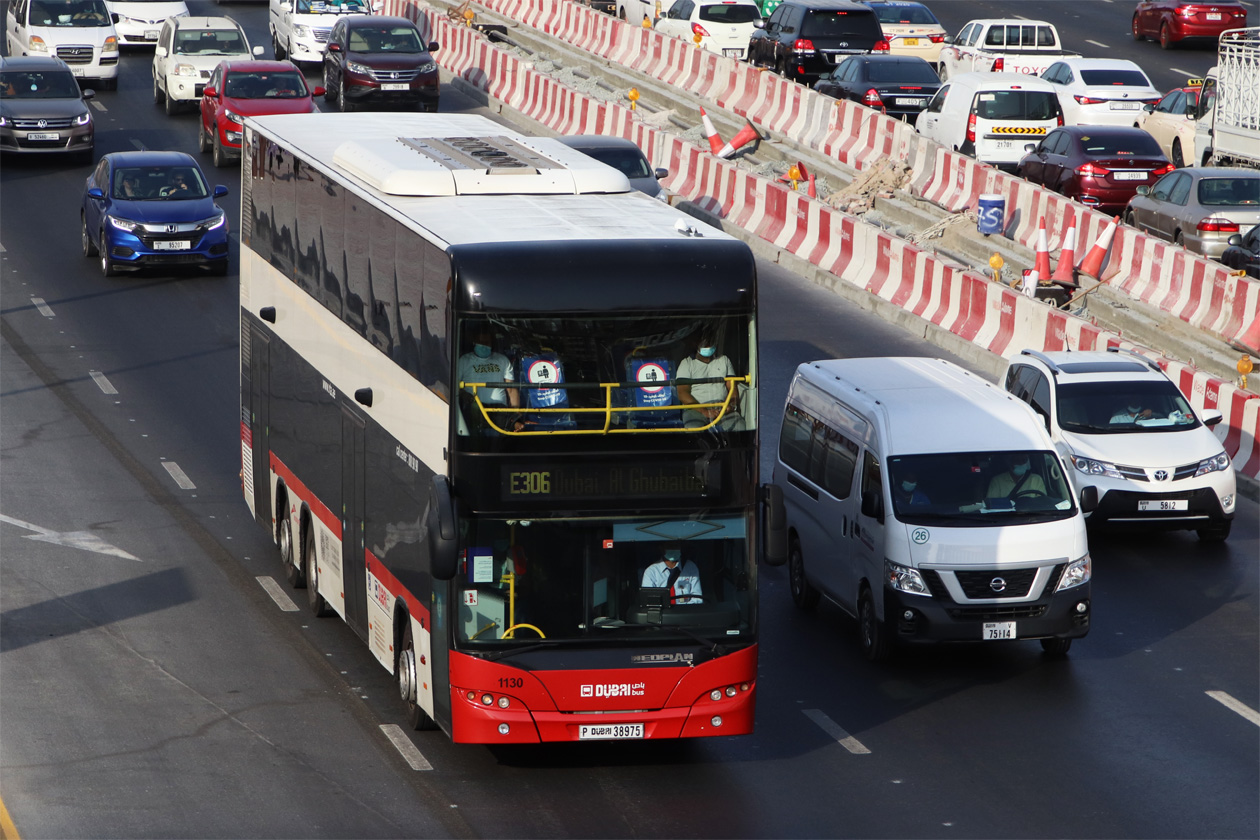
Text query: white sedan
1040 58 1162 127
654 0 762 59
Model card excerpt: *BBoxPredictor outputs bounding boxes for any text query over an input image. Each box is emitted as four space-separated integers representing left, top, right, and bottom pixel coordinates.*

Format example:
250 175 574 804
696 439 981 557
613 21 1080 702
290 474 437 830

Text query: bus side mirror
761 483 786 566
429 475 458 580
860 489 884 524
1078 485 1098 514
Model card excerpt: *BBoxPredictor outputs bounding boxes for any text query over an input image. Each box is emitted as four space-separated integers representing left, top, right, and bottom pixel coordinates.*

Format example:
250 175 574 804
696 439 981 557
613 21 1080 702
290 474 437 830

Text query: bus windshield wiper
607 620 725 655
482 641 561 662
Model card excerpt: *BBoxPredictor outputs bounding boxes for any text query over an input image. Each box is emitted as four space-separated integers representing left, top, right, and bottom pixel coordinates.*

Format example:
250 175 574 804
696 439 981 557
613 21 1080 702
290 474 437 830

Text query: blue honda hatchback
81 151 230 276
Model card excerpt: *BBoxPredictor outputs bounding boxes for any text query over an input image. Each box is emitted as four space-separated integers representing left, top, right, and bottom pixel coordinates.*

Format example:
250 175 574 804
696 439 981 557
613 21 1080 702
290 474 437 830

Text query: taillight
1076 162 1108 178
1074 95 1106 105
872 38 890 52
1197 218 1240 232
792 38 816 52
1056 112 1064 126
1151 163 1176 176
690 21 711 37
992 57 1004 71
1177 5 1199 15
928 34 944 43
966 112 976 143
862 88 884 111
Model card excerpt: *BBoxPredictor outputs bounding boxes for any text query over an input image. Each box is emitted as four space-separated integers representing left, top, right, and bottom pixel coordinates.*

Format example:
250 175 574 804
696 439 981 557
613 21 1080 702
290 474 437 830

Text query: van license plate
983 622 1016 640
993 140 1013 150
578 723 644 740
71 67 85 77
381 83 409 91
1138 499 1188 511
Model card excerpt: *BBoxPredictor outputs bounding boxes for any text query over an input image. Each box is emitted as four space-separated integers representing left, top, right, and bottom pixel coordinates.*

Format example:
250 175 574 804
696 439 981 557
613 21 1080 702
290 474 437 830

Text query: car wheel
938 62 949 82
618 6 625 19
1174 230 1184 247
164 89 179 116
198 118 210 153
787 539 820 610
1131 14 1143 41
1040 637 1072 656
1159 22 1173 49
1197 520 1232 542
81 214 98 257
99 232 116 277
323 66 337 102
304 521 334 617
153 74 164 105
273 33 286 61
1172 139 1184 168
338 82 356 112
212 132 227 168
1124 209 1136 227
858 586 890 662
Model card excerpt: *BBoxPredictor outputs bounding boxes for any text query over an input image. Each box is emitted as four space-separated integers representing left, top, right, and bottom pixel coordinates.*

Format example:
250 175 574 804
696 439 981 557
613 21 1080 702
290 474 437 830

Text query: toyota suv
1003 348 1236 541
747 0 888 85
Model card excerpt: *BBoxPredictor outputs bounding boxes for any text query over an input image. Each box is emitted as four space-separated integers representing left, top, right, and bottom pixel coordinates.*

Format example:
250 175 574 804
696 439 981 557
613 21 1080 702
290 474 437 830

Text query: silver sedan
1124 167 1260 259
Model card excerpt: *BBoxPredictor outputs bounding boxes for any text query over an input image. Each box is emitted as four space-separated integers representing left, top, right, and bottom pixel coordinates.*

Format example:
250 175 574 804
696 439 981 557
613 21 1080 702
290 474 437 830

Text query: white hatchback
654 0 761 59
1041 58 1162 128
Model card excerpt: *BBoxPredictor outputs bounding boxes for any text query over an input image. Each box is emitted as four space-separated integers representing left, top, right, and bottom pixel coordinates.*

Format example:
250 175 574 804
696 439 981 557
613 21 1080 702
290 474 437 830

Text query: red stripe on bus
271 453 341 538
365 549 432 628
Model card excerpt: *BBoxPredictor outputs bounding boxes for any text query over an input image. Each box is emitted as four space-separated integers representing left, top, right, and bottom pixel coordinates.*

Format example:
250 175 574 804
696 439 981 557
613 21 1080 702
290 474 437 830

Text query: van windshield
972 90 1059 121
887 451 1075 525
29 0 111 26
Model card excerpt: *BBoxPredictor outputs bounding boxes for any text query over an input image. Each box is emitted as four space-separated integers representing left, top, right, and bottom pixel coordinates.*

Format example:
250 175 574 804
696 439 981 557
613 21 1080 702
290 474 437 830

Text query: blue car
81 151 230 277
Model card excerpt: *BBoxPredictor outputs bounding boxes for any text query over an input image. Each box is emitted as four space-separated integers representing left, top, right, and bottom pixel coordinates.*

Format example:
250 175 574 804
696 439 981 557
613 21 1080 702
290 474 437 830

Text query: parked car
5 0 119 89
199 59 322 167
864 0 945 67
914 71 1063 169
654 0 762 60
1038 58 1162 128
1135 84 1202 167
748 0 888 85
554 134 668 198
1124 167 1260 258
322 15 439 112
1017 126 1173 215
152 16 262 115
0 54 95 160
813 54 939 119
1004 348 1235 541
1132 0 1247 48
103 0 187 47
1220 223 1260 278
81 150 230 276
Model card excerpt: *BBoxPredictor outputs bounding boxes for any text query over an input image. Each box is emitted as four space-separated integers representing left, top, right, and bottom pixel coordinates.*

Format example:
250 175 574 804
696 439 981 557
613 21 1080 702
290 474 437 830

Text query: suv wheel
1197 520 1231 542
153 74 164 105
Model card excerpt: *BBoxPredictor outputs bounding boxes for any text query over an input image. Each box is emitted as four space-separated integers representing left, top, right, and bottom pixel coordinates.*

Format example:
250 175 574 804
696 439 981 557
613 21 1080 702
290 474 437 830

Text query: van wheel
1040 638 1072 656
273 33 287 61
304 523 334 617
1172 139 1184 168
1197 520 1231 542
397 617 439 731
858 586 890 662
787 540 819 610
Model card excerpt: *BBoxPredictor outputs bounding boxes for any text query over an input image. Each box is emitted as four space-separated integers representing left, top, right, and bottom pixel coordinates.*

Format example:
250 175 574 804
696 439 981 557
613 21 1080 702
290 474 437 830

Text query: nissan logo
1155 469 1168 481
990 577 1007 593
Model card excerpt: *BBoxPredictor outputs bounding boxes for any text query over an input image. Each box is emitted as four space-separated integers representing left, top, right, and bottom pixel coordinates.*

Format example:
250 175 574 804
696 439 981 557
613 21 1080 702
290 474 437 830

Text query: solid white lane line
803 709 871 754
256 576 299 612
1206 691 1260 726
89 370 118 395
380 724 433 770
1087 39 1110 49
31 297 54 317
161 461 196 490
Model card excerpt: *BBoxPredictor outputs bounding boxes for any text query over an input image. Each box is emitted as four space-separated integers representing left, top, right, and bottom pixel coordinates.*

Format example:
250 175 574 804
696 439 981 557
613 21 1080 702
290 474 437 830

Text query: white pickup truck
938 19 1079 80
1194 27 1260 168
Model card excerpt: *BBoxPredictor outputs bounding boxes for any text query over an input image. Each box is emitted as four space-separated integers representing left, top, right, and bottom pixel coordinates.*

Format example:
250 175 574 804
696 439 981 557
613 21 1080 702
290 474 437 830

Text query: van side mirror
860 490 884 524
761 483 787 566
1078 485 1098 514
155 45 167 57
111 12 119 22
429 475 459 580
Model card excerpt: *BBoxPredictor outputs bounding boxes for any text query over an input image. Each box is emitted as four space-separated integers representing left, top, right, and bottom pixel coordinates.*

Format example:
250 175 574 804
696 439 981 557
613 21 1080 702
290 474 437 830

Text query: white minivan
915 71 1063 168
5 0 120 89
269 0 374 66
773 357 1092 660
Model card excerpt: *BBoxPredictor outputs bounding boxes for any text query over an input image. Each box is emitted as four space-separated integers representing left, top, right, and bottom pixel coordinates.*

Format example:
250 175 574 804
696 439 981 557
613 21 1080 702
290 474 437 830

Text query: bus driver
641 546 703 604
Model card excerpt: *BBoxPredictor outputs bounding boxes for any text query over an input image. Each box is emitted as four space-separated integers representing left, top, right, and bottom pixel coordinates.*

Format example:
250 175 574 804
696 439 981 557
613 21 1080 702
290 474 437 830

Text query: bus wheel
788 540 819 610
279 510 304 588
858 587 890 662
304 524 333 617
397 618 438 731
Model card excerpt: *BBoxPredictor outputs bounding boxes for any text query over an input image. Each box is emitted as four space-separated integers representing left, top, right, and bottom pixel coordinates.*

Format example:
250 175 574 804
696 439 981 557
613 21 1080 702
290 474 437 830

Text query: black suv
323 15 440 112
748 0 888 84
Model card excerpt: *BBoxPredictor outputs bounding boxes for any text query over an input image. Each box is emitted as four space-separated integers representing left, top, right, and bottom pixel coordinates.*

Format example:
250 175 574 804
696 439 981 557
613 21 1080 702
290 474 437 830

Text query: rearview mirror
1227 233 1243 246
327 41 341 52
155 45 167 57
1078 485 1098 514
653 167 668 180
1135 185 1150 195
87 187 105 199
428 40 440 51
214 185 229 197
1203 409 1224 427
203 86 217 97
252 45 265 56
1024 142 1037 152
312 85 325 96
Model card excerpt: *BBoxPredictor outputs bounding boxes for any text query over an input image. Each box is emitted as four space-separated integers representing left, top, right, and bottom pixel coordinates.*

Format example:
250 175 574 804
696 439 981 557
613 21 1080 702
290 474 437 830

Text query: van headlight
29 35 49 53
293 24 312 39
1057 554 1091 592
885 560 930 596
1071 455 1123 479
1194 451 1231 477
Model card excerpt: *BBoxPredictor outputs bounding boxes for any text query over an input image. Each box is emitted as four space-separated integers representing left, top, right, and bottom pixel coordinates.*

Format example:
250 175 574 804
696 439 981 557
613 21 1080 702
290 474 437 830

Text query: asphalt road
1 3 1257 837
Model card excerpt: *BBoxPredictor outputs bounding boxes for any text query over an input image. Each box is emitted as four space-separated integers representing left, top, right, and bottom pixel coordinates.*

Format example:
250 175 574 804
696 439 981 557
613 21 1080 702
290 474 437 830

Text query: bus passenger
678 329 744 431
457 327 518 433
641 546 702 604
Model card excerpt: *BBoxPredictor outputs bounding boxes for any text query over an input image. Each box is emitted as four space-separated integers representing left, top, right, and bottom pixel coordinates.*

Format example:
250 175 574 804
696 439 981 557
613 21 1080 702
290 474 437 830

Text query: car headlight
202 210 226 231
885 559 930 597
347 61 371 75
104 35 118 50
293 24 312 38
1070 454 1123 479
29 36 49 53
417 60 438 74
174 63 198 77
0 115 8 127
1057 554 1091 592
1195 451 1232 477
223 109 244 125
73 111 91 126
107 215 138 232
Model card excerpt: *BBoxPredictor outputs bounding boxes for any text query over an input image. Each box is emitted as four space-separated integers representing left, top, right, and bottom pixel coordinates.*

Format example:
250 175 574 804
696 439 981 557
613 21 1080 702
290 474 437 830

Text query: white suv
151 15 261 114
1003 348 1236 541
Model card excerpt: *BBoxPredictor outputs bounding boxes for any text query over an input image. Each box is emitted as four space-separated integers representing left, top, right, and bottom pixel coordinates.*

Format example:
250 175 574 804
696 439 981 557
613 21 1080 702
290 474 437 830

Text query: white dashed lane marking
1207 691 1260 726
1087 39 1109 49
89 370 118 395
380 724 433 770
31 297 54 317
161 461 196 490
256 576 299 612
803 709 871 754
90 99 107 112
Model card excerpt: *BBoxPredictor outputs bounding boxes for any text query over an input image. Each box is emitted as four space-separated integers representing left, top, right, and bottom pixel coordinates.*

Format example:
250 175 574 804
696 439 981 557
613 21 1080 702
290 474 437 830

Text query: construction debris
825 158 912 215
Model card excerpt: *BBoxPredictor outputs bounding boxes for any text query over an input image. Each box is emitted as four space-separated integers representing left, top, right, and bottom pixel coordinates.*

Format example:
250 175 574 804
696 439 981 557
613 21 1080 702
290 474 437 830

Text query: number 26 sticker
912 528 930 545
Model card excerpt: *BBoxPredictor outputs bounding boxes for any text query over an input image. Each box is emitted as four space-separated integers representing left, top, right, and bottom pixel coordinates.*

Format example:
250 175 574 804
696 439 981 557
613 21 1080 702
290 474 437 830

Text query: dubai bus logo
581 683 647 698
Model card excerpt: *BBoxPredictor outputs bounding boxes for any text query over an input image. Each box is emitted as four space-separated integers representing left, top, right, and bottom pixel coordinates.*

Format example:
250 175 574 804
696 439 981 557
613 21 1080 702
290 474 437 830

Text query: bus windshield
886 451 1075 525
454 514 753 648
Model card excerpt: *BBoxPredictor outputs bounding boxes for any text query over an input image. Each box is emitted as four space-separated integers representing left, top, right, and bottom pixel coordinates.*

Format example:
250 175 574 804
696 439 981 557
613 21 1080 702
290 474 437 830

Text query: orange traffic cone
1034 217 1052 279
1078 216 1119 279
717 118 765 159
700 106 724 156
1051 219 1077 285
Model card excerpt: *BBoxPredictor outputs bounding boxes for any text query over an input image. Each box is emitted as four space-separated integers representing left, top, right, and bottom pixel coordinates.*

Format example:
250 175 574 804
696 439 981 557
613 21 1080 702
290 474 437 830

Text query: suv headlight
223 109 244 125
1194 451 1231 477
417 60 438 73
202 210 226 231
1071 454 1123 479
1057 554 1091 592
347 61 371 75
293 24 312 38
885 560 930 597
107 215 138 232
174 63 198 77
73 111 91 126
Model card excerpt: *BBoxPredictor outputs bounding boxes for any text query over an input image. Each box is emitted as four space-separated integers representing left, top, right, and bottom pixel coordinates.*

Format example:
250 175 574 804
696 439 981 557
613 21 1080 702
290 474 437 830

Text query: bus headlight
1057 554 1091 592
885 560 929 596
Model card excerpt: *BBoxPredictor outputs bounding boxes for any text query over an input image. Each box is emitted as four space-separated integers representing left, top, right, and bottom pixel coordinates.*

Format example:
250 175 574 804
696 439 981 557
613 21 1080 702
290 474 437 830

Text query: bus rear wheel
279 509 304 588
397 618 438 731
304 523 333 617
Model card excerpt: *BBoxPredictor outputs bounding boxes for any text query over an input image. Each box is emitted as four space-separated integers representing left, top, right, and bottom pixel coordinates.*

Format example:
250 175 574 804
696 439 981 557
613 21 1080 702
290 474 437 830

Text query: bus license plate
154 240 191 251
1138 499 1188 511
578 723 644 740
381 83 409 91
984 622 1016 640
26 133 60 141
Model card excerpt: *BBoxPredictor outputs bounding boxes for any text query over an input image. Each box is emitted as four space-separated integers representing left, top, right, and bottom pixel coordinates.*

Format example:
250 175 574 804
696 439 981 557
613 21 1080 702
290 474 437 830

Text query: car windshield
224 70 308 98
801 9 882 39
174 29 247 55
454 513 754 648
871 4 937 24
698 3 761 23
1079 69 1151 87
866 61 939 83
973 90 1059 121
1056 380 1199 434
886 451 1076 526
1080 132 1163 156
28 0 110 25
113 165 210 200
348 25 424 52
582 147 652 179
295 0 369 12
0 70 81 98
1197 177 1260 207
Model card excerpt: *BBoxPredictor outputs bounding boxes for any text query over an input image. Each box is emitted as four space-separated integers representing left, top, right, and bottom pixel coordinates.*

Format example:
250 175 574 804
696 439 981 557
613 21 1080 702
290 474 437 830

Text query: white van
5 0 120 89
268 0 374 66
152 15 261 114
915 71 1063 168
773 357 1092 660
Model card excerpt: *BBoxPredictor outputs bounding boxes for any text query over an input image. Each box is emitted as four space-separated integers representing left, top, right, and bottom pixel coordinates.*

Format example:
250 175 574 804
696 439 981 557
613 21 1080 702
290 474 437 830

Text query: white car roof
1055 57 1144 70
171 15 243 30
1018 350 1170 384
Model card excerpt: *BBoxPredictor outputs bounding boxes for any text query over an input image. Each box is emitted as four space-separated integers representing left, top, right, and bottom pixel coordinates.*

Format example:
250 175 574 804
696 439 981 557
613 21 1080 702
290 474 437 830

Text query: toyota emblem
990 577 1007 592
1155 469 1168 481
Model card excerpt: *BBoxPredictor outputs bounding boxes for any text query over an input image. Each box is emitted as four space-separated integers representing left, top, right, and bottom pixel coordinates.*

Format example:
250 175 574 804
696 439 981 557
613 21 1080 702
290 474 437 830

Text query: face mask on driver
1012 462 1030 478
900 481 917 493
474 344 491 358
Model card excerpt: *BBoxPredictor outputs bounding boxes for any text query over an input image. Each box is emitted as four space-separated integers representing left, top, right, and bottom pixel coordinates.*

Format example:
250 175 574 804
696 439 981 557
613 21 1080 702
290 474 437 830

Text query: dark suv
748 0 888 84
322 15 440 112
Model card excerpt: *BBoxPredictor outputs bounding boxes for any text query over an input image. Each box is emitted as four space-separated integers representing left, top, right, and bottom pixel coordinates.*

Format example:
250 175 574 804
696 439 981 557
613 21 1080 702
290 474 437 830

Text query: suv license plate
26 132 60 141
71 67 85 77
983 622 1016 640
1138 499 1188 511
578 723 644 740
154 240 191 251
381 83 409 91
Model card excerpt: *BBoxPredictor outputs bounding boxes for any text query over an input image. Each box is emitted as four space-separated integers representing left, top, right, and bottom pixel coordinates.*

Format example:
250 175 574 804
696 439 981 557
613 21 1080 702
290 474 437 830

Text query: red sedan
1131 0 1247 49
1017 125 1174 216
198 60 324 167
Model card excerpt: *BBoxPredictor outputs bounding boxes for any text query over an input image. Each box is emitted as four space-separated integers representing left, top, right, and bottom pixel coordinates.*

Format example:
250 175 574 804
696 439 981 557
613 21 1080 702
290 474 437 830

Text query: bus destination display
503 462 718 501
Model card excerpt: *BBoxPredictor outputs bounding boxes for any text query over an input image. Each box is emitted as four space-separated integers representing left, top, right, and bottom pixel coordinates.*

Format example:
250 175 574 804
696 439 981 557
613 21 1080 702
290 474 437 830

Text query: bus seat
519 351 575 430
626 357 682 428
